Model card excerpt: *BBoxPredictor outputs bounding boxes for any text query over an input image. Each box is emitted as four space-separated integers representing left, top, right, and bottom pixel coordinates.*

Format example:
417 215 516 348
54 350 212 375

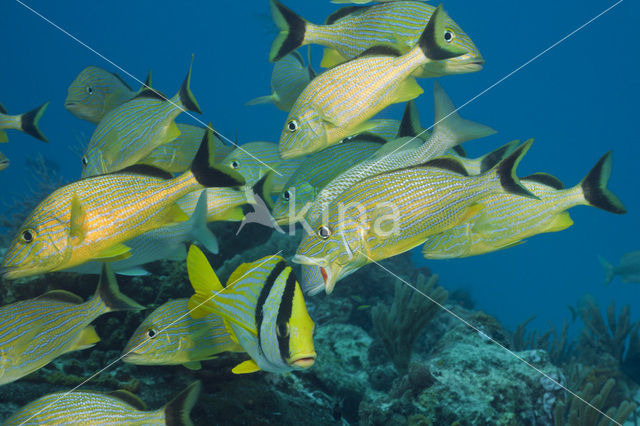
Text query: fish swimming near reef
304 81 496 227
0 151 8 171
137 124 234 174
65 65 152 124
187 245 316 374
599 250 640 285
122 298 242 369
1 128 244 279
0 101 49 143
269 0 483 76
247 50 315 112
278 5 468 159
421 152 627 259
81 58 201 178
3 380 201 425
294 141 537 293
0 264 143 385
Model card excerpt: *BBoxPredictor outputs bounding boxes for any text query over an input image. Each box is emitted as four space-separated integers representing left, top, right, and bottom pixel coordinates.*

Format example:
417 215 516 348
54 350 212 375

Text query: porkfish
0 264 142 385
65 65 152 124
122 298 242 369
81 58 201 177
1 129 244 279
278 5 468 159
187 245 316 374
421 152 627 259
247 50 315 112
3 381 201 425
293 141 537 293
269 0 483 77
0 102 48 143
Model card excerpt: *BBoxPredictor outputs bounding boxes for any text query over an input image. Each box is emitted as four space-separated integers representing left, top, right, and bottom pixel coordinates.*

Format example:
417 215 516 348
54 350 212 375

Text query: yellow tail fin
186 245 223 319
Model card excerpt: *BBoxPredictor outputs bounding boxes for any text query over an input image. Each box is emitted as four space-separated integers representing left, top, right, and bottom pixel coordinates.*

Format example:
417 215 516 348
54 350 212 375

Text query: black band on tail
269 0 307 62
480 140 520 173
21 102 49 142
191 129 245 187
165 381 202 426
497 140 538 199
582 151 626 214
397 100 422 138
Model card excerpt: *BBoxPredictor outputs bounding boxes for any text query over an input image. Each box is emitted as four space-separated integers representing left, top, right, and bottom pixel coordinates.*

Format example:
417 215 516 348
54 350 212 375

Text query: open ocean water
1 0 639 425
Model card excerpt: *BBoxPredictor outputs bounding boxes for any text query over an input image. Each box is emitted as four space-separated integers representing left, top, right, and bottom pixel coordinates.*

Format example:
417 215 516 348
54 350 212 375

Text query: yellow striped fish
278 6 468 159
293 142 536 293
304 82 496 227
3 381 201 425
122 298 242 369
138 124 233 174
1 129 244 279
247 50 315 112
0 151 8 171
421 152 626 259
187 246 316 374
0 101 48 143
0 264 142 385
271 136 386 225
269 0 483 76
65 66 152 124
81 59 201 178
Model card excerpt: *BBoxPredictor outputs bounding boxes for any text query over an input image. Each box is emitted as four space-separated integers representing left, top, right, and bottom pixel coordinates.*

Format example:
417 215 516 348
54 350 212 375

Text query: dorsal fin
108 390 148 411
325 5 367 25
0 103 7 114
345 132 387 144
452 145 466 157
108 71 133 91
37 290 84 304
117 164 174 180
354 45 402 60
422 157 469 176
133 88 168 102
522 172 564 190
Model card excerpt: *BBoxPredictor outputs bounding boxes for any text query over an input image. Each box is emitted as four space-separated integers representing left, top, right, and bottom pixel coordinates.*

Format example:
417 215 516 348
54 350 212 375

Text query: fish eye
21 229 35 244
81 156 88 167
287 120 298 132
283 190 291 201
86 86 93 94
444 30 455 43
276 322 290 338
146 328 157 339
317 225 331 239
230 160 240 169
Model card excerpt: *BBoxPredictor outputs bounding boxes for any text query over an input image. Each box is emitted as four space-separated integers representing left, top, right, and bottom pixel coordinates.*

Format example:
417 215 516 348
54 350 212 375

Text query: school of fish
0 1 628 423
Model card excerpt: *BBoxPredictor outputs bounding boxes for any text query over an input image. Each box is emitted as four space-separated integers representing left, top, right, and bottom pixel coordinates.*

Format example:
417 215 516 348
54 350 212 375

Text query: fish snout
290 353 317 369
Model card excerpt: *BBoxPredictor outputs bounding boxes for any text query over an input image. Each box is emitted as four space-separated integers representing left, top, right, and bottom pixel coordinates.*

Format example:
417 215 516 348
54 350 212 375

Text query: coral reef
372 273 448 373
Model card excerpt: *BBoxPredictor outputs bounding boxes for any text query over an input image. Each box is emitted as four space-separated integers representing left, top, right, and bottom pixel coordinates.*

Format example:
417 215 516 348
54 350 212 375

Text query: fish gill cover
0 0 639 425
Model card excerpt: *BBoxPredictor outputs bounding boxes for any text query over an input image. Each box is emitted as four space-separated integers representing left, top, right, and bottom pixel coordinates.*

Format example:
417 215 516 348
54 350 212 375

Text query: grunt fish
0 102 49 143
599 250 640 285
0 151 8 171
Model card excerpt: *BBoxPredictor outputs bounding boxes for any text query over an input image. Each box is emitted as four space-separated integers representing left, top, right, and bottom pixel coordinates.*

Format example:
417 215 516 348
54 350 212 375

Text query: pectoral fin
183 361 202 370
232 359 261 374
70 194 87 242
70 326 100 351
93 243 132 261
458 203 484 225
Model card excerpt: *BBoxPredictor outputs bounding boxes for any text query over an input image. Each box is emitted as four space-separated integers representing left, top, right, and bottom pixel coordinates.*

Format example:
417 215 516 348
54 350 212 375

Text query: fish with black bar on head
278 4 469 159
1 127 244 280
187 245 316 374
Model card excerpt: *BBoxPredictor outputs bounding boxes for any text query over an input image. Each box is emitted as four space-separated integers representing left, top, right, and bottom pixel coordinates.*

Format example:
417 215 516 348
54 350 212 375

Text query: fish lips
289 352 317 369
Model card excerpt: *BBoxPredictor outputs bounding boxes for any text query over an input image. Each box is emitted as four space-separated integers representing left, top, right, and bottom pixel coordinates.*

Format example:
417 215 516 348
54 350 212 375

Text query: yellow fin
93 243 131 261
69 194 87 242
159 203 189 225
183 361 202 370
544 211 574 233
70 326 100 350
216 206 245 222
393 77 423 103
0 130 7 143
458 203 484 225
320 48 347 68
226 262 258 288
164 120 181 144
186 245 223 319
350 120 380 136
232 359 261 374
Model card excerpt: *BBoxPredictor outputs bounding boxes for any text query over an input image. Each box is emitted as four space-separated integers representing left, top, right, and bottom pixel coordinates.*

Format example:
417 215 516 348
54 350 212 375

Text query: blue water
1 0 638 337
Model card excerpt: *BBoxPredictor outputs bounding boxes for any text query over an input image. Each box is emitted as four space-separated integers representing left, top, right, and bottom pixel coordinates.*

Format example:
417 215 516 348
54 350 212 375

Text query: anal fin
93 243 132 261
320 48 347 68
393 77 423 104
70 326 100 351
232 359 261 374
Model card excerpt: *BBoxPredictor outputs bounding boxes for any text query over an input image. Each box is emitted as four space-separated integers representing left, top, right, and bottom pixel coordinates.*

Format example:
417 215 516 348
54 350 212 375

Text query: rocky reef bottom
0 228 639 425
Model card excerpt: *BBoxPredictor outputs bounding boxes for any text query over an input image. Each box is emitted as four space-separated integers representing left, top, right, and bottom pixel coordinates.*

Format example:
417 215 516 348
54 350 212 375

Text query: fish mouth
289 353 317 369
64 102 76 109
